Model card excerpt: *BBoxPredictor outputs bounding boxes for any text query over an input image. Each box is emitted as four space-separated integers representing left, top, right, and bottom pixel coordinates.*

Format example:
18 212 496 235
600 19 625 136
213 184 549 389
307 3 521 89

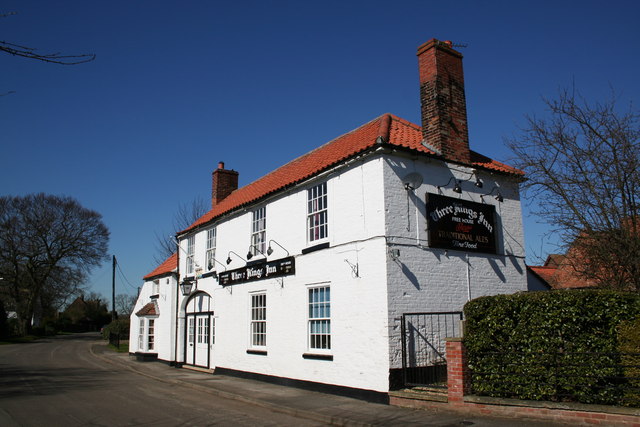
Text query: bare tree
507 89 640 291
1 12 95 65
115 293 137 318
0 194 110 335
154 196 208 265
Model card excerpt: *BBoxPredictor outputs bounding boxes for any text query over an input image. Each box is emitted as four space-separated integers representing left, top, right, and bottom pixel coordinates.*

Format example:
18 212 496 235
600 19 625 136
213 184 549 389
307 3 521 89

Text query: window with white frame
147 319 155 350
186 235 195 275
251 207 266 256
138 318 156 351
308 286 330 350
206 227 217 270
138 318 144 350
307 182 328 242
152 280 159 295
188 317 195 345
250 293 266 347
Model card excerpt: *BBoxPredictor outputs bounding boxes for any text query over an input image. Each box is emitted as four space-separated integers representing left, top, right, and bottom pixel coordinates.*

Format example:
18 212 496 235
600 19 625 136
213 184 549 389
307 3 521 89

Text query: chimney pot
218 161 225 169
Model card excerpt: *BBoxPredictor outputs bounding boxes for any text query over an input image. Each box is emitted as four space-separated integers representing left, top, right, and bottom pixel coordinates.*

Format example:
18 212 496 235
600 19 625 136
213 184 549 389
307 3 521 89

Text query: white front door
184 292 213 368
195 314 210 367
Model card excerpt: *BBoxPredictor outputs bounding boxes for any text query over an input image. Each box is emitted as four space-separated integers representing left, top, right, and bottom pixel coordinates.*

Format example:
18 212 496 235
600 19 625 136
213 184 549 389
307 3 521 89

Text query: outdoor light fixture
180 279 193 296
266 239 290 257
226 250 246 265
246 245 266 260
207 256 226 272
437 177 462 194
483 186 504 203
474 175 483 188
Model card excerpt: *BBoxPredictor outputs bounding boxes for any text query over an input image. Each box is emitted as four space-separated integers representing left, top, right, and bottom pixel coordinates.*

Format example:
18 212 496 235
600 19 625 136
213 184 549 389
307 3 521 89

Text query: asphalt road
0 333 324 426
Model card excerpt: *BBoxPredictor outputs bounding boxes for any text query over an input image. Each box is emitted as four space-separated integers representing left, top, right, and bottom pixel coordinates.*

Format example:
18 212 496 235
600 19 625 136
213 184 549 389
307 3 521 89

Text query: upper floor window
186 235 195 275
206 227 217 270
251 207 266 256
308 182 328 242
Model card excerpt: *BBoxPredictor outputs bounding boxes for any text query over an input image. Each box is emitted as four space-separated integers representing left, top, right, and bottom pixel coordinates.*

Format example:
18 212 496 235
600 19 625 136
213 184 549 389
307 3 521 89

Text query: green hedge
463 290 640 406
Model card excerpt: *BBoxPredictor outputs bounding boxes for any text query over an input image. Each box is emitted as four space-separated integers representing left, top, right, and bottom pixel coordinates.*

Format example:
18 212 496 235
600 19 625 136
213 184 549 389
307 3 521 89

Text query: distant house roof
135 301 158 316
528 253 597 290
182 113 523 234
143 253 177 280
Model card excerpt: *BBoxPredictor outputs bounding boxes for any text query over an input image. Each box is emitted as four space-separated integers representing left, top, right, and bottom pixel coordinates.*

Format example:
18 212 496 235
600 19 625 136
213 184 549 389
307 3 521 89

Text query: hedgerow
463 290 640 406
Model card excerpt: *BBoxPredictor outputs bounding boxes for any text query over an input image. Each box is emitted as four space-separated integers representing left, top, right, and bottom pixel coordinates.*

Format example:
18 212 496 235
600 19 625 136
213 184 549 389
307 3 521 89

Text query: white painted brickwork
135 151 526 393
129 274 177 362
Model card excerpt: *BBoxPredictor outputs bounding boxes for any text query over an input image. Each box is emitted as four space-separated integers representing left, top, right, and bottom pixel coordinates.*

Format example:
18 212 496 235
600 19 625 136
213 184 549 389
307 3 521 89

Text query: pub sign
218 256 295 286
426 193 497 254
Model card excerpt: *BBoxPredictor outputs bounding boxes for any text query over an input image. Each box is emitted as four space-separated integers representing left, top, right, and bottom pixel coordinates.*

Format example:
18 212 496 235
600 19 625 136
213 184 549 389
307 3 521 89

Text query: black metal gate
401 311 463 388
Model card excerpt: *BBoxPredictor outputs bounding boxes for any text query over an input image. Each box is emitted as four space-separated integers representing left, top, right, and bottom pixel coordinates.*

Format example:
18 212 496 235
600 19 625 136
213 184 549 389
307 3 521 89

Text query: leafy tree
507 89 640 291
154 196 208 264
0 194 109 335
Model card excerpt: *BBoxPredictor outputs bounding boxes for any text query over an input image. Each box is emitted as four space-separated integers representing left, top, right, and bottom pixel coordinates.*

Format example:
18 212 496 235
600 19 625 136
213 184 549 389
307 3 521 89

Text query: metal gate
401 311 463 388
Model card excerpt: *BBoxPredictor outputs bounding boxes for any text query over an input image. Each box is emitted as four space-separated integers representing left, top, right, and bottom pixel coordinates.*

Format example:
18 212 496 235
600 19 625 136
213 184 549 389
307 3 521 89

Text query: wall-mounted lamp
226 250 247 265
482 186 504 203
180 279 194 296
474 173 483 188
437 177 462 194
207 256 226 274
246 244 266 260
390 248 400 259
266 239 290 257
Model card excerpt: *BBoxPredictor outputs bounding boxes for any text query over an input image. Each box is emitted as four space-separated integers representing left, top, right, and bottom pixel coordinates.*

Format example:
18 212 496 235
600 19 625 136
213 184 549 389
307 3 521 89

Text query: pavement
91 343 559 426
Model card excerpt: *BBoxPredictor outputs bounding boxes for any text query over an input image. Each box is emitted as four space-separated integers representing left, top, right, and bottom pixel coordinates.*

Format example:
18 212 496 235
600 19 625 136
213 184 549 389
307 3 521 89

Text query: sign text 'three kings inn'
426 193 498 254
218 256 295 286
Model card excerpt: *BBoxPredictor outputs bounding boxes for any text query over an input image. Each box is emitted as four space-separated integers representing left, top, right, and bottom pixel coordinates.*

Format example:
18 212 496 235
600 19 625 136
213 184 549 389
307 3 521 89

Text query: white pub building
130 39 527 401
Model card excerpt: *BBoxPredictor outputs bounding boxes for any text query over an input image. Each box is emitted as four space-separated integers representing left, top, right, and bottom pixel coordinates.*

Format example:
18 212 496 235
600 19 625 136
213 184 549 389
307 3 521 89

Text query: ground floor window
137 317 157 352
308 286 330 350
250 293 266 347
147 319 155 350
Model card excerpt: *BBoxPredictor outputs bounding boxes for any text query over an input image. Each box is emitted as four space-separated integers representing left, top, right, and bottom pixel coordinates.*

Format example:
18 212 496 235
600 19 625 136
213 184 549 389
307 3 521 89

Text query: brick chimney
417 39 471 164
211 161 238 208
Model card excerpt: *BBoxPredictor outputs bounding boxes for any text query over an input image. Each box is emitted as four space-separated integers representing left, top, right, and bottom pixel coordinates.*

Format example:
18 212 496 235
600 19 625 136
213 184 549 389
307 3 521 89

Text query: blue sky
2 1 639 302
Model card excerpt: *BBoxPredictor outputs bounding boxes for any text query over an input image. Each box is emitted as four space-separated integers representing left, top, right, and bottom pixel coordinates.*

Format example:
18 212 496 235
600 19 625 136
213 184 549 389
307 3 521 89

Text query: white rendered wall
129 274 177 362
176 157 392 392
381 154 527 369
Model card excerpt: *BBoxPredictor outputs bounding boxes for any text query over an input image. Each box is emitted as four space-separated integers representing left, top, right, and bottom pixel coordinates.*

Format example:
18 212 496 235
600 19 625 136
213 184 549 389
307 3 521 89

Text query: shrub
618 317 640 407
101 318 130 340
464 289 640 406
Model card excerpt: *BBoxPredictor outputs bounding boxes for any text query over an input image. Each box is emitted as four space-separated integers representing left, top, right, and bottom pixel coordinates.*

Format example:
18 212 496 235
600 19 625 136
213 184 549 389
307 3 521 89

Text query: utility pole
112 255 117 321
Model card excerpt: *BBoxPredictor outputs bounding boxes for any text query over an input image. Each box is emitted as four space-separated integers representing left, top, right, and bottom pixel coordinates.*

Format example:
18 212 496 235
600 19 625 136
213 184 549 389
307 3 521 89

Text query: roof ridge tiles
180 113 522 234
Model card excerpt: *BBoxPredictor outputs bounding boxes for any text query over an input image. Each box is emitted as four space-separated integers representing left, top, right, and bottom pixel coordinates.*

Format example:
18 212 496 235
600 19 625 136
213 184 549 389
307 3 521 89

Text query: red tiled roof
136 301 158 316
143 253 177 280
529 265 557 285
182 113 523 233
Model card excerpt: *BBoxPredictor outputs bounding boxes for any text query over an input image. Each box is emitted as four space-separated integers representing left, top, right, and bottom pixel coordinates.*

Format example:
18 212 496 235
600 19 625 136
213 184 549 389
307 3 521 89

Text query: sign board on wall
218 256 295 286
426 193 497 254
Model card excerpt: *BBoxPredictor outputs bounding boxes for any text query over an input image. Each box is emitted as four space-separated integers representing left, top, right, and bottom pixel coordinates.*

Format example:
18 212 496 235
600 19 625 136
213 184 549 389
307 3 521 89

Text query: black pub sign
426 193 497 254
218 256 295 286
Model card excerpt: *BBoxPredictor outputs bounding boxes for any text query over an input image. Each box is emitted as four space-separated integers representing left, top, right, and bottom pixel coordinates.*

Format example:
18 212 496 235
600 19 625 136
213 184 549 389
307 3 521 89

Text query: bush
618 317 640 407
464 289 640 406
101 318 130 340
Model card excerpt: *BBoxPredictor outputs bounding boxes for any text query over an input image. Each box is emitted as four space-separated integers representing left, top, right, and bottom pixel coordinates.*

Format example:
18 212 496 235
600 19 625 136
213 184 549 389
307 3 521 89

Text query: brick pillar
445 337 469 403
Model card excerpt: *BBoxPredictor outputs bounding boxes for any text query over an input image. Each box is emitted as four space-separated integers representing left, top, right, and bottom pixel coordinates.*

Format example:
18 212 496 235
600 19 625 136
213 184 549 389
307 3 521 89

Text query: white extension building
130 39 527 400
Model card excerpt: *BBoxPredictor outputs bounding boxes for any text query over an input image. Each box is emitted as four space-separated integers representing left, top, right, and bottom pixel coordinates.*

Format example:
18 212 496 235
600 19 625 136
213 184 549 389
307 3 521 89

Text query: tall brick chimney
211 161 238 208
417 39 471 164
